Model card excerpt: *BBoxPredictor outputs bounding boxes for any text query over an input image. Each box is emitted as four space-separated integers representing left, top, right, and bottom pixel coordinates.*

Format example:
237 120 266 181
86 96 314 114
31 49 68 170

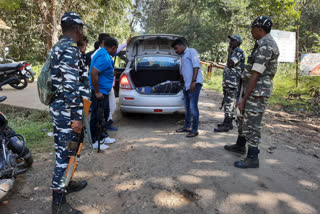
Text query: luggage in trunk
130 69 182 94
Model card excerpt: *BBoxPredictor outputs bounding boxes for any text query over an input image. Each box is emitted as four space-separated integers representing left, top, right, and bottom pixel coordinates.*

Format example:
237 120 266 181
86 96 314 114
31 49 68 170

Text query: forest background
0 0 319 113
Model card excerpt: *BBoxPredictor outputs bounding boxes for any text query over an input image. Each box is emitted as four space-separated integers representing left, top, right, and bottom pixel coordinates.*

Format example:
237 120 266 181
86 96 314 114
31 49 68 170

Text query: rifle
56 98 92 214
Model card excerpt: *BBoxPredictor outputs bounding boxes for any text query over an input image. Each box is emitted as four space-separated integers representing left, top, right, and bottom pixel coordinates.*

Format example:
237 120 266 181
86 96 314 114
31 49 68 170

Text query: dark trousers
90 91 110 142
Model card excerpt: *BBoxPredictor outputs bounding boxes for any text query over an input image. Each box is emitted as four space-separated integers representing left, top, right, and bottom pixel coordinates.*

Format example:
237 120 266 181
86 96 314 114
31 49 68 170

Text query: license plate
21 70 26 75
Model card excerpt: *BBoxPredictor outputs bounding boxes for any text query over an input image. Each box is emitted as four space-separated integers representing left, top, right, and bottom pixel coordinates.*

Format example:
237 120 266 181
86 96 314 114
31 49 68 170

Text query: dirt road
0 89 319 214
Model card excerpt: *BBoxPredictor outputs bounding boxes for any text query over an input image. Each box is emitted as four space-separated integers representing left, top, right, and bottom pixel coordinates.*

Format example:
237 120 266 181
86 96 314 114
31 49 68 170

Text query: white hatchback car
118 34 187 114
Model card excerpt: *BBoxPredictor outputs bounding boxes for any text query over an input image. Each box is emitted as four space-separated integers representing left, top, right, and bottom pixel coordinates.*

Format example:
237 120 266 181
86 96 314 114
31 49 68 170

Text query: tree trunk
34 0 70 52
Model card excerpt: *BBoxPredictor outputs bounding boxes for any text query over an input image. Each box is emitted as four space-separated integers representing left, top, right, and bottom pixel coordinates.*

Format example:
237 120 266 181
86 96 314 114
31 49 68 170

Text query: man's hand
72 120 83 134
95 92 104 100
190 82 196 92
236 98 246 112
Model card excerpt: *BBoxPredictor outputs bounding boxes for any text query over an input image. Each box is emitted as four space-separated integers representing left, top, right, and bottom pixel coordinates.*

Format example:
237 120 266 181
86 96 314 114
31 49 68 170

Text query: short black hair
98 33 110 45
104 37 118 48
171 39 185 48
94 41 100 50
61 23 82 33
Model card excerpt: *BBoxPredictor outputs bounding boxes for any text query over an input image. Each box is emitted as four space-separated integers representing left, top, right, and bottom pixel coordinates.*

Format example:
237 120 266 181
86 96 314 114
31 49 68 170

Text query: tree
0 0 133 61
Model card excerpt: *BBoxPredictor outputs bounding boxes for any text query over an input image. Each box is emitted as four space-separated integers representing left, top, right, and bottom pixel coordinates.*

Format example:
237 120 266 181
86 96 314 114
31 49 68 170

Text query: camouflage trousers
49 100 75 190
238 96 268 147
223 87 238 118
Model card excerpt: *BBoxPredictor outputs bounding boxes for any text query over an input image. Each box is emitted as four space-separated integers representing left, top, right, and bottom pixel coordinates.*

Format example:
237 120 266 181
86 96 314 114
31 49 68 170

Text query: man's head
228 35 242 49
104 37 118 56
249 16 272 40
171 39 186 55
61 12 86 43
78 36 88 54
98 33 111 47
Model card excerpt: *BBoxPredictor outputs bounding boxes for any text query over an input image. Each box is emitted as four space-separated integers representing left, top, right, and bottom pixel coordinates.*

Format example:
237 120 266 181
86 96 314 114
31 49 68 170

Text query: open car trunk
129 55 182 95
130 68 182 95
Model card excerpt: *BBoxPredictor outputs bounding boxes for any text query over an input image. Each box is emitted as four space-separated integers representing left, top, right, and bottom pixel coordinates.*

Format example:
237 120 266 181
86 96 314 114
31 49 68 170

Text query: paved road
0 82 48 111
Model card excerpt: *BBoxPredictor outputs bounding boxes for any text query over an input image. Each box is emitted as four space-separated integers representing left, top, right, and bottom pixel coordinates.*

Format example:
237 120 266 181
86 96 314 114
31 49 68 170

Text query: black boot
52 190 82 214
66 180 87 194
217 117 227 128
214 117 233 132
224 136 246 155
234 146 260 168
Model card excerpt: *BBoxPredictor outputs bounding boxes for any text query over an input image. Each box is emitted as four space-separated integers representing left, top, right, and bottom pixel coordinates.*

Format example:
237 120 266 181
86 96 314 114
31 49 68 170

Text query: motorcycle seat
0 63 20 71
0 96 7 102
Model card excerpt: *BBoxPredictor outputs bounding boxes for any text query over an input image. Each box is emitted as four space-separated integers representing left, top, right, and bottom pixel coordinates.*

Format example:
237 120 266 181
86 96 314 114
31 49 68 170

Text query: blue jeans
183 83 202 133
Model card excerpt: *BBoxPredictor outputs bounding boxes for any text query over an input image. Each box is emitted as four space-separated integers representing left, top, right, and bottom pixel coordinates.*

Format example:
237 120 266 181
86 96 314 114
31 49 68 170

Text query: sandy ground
0 87 319 214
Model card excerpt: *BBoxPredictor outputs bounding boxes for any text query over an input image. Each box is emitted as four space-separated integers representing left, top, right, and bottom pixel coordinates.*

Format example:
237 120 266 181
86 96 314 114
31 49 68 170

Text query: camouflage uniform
49 36 85 190
238 33 279 147
222 47 245 118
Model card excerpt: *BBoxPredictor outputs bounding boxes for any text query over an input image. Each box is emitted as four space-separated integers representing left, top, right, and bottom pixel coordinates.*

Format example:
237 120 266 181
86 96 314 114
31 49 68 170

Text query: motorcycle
0 62 29 90
0 47 35 89
22 61 36 83
0 96 33 201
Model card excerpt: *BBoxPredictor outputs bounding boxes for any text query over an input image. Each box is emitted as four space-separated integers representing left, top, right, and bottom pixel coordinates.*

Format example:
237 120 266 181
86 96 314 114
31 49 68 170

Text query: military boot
66 180 87 194
214 117 233 132
224 136 246 155
52 190 82 214
216 119 226 128
234 146 260 168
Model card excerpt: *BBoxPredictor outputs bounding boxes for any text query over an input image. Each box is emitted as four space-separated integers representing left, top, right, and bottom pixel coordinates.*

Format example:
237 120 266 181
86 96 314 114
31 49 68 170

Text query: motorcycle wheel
9 76 28 89
26 71 35 83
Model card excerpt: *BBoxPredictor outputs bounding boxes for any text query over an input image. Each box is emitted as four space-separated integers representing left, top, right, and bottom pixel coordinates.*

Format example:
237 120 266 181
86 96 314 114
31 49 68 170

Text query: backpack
37 49 56 105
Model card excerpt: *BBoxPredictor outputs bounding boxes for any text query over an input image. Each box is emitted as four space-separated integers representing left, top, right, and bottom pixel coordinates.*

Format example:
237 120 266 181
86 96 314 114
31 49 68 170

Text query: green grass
0 105 53 152
202 63 320 114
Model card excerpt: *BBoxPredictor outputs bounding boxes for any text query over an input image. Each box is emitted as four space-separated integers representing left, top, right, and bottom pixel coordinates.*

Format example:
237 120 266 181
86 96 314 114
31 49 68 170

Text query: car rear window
136 56 180 70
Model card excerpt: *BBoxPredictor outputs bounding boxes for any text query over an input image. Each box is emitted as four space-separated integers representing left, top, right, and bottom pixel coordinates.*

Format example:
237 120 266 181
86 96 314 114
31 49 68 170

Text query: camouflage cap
228 35 242 44
249 16 273 28
61 12 88 27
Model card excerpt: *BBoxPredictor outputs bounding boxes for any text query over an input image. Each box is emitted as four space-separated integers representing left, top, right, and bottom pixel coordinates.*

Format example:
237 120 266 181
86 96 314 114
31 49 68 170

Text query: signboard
300 53 320 76
270 30 296 63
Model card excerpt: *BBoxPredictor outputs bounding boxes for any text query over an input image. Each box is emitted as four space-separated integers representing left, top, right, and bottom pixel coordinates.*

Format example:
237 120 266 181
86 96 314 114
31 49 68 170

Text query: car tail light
154 109 163 113
124 97 134 100
120 74 132 90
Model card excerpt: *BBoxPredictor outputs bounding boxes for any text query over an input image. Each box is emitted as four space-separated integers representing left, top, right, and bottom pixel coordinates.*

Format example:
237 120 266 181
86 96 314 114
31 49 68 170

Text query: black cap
228 35 242 44
61 12 87 27
249 16 272 28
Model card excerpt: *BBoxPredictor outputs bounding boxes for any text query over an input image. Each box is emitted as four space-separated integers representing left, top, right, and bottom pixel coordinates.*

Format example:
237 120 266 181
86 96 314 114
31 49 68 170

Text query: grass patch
202 63 320 114
0 105 53 152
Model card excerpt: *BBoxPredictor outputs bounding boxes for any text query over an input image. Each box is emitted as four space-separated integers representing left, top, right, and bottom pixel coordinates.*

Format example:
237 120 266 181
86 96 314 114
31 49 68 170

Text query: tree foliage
138 0 320 62
0 0 133 62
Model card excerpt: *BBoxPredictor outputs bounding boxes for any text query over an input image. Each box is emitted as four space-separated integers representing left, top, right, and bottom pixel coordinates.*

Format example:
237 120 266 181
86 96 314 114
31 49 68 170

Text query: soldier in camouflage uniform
214 35 245 132
224 16 279 169
49 12 89 214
